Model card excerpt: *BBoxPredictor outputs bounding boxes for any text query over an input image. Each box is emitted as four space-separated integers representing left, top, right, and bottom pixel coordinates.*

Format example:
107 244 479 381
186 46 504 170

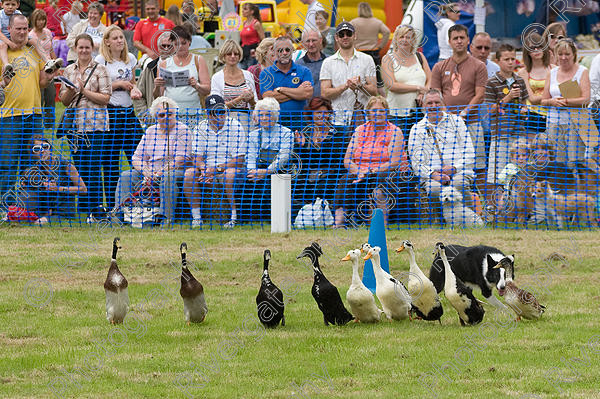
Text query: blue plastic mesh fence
0 104 598 229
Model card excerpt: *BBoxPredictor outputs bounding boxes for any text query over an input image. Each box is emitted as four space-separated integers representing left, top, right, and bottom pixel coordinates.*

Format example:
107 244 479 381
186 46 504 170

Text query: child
484 43 529 191
0 0 62 78
29 9 60 127
494 138 530 216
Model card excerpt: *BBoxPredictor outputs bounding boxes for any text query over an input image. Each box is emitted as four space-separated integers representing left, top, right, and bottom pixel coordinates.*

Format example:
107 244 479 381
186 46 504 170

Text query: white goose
364 246 411 321
342 249 382 323
435 242 484 326
396 240 443 323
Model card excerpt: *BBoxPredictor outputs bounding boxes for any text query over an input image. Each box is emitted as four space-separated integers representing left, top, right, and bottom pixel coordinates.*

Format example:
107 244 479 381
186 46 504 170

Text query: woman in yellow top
518 32 552 136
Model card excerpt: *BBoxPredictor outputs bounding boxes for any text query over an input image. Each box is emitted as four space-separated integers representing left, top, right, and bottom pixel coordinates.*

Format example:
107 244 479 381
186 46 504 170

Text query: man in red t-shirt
431 24 488 191
133 0 175 59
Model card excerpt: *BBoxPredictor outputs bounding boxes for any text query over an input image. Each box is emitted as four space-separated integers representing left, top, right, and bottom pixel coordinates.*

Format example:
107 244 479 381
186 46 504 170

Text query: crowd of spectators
0 0 599 228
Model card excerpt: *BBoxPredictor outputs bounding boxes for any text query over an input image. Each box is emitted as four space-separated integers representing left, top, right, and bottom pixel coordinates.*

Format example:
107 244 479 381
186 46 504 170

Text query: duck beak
341 255 351 262
363 253 372 260
492 263 501 269
395 246 405 253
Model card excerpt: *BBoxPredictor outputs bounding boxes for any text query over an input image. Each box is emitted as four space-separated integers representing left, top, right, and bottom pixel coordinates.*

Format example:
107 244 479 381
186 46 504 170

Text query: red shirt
44 6 64 38
352 121 409 171
133 17 175 55
240 20 261 46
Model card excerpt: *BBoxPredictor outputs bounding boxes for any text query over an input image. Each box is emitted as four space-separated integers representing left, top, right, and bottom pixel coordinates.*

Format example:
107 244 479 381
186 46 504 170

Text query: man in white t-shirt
320 21 377 127
185 95 247 229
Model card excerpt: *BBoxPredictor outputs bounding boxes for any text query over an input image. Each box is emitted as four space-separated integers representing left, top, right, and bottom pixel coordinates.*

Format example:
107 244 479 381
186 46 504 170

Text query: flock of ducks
102 238 544 328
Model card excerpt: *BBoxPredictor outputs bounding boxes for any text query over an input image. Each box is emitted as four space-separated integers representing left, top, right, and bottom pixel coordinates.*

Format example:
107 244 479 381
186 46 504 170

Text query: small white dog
440 186 484 228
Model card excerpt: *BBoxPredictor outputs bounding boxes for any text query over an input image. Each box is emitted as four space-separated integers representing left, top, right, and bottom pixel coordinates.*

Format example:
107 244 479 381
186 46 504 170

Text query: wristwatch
216 165 224 173
275 87 282 93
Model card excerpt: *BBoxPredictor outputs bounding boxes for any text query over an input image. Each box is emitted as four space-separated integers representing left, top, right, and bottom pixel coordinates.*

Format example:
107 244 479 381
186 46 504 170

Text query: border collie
429 245 512 309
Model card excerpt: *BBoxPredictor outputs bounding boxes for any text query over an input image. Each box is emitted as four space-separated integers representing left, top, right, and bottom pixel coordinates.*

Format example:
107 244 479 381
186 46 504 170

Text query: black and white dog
429 245 512 309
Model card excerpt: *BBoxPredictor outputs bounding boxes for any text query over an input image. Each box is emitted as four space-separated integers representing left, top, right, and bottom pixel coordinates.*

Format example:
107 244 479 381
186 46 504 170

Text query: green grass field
1 226 599 399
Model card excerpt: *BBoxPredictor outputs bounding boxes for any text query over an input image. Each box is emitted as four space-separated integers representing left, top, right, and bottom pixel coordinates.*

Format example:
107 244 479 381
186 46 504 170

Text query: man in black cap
320 21 378 129
184 94 247 229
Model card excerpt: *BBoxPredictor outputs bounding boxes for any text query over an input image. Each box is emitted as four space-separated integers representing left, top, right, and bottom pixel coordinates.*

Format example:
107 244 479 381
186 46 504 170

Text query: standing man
431 24 487 190
133 0 175 60
296 29 326 97
470 32 499 79
300 0 325 31
0 14 59 200
320 21 377 129
260 36 313 128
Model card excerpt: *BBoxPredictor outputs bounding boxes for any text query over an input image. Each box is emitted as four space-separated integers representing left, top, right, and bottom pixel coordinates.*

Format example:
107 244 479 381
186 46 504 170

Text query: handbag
56 63 99 140
294 197 335 228
121 178 161 228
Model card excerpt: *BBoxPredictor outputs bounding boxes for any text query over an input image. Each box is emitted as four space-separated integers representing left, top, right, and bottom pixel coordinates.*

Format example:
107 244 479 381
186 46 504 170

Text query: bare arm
194 55 211 96
518 68 540 104
134 40 157 59
65 164 88 195
255 20 265 41
279 82 313 100
262 90 291 103
320 79 349 100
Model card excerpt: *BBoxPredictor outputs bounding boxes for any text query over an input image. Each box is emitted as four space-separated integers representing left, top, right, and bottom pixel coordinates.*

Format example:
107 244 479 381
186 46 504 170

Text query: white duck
435 242 484 326
342 249 382 323
396 240 443 323
364 246 411 321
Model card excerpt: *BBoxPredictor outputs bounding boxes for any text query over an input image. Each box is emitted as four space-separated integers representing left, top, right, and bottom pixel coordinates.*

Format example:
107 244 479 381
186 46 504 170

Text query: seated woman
17 135 87 225
293 97 348 219
114 97 194 227
243 97 294 220
333 96 413 228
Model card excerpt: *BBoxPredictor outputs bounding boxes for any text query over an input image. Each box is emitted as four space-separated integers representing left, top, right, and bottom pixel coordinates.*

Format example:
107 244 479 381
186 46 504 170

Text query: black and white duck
104 237 129 324
179 243 208 325
256 249 285 327
493 260 545 321
364 246 411 321
435 242 484 326
298 242 353 326
342 249 382 323
396 240 443 323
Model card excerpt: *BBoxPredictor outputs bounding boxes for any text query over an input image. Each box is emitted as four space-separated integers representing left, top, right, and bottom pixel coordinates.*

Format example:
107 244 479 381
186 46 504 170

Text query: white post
474 0 486 34
271 174 291 233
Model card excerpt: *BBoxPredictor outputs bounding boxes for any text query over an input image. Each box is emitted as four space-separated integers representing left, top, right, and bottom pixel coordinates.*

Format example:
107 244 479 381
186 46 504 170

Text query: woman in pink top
29 9 60 128
240 3 264 69
333 96 413 227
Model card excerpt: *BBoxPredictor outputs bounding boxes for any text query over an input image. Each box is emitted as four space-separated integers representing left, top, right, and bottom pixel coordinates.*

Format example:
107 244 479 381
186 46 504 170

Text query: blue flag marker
362 208 390 293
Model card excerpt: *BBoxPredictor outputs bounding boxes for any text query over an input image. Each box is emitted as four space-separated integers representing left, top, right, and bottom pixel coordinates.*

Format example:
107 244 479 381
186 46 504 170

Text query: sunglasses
157 111 172 118
337 30 353 38
209 109 226 116
475 45 490 51
549 33 565 40
277 47 293 53
160 44 172 50
32 142 51 154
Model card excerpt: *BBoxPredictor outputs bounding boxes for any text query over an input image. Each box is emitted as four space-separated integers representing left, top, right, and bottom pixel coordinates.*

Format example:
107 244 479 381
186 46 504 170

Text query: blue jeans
114 168 184 221
0 114 43 205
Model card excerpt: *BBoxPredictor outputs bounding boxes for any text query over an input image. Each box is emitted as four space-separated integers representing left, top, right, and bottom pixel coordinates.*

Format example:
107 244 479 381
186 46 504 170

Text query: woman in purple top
114 96 193 226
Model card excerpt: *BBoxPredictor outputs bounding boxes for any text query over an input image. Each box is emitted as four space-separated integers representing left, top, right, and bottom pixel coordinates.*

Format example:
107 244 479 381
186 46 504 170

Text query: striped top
224 81 252 110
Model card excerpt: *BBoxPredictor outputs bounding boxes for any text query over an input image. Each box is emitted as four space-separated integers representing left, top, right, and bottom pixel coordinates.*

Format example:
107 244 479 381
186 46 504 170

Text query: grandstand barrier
0 104 599 230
